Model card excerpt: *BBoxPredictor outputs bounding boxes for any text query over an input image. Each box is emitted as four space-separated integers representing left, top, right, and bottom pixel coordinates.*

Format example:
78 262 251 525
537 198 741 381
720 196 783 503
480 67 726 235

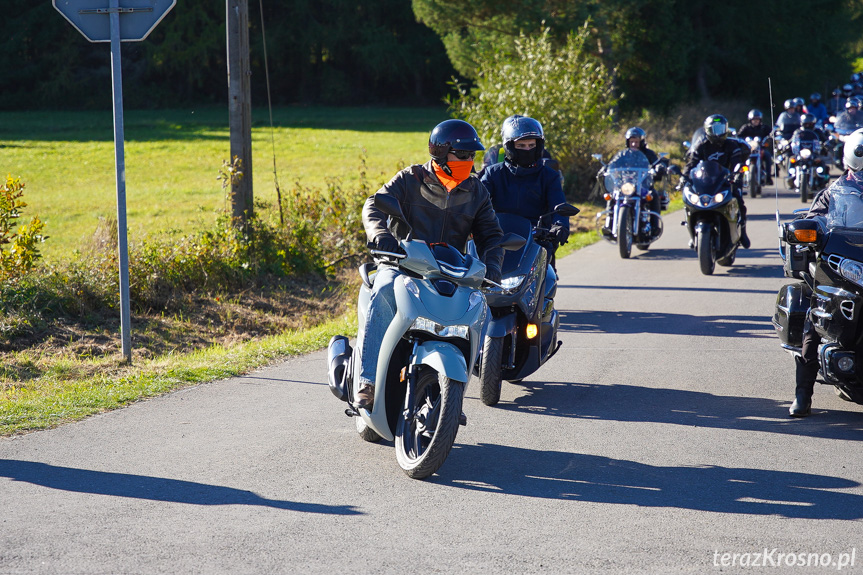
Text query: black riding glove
485 267 502 285
370 233 403 255
549 223 570 245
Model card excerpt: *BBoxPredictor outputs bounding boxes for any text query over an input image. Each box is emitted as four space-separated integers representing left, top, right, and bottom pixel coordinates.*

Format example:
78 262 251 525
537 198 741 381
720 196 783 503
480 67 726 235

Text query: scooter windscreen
603 149 651 195
496 213 532 275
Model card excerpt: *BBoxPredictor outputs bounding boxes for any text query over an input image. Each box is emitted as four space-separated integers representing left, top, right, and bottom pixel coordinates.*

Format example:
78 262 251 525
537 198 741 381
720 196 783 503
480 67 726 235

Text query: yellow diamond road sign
53 0 176 43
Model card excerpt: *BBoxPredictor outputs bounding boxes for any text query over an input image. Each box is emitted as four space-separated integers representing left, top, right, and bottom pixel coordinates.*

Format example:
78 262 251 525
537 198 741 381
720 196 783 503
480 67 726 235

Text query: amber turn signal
526 324 538 339
794 229 818 243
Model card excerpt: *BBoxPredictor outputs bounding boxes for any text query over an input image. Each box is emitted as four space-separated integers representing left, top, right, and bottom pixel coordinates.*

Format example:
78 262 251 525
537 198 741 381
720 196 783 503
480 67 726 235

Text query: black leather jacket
682 138 747 177
363 161 505 277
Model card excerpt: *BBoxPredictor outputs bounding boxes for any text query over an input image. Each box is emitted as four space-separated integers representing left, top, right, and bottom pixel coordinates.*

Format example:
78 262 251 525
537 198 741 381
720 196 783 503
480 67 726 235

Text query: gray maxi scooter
326 193 519 479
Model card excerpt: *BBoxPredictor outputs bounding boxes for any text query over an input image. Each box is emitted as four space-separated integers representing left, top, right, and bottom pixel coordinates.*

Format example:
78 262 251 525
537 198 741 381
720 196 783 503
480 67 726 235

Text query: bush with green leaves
448 25 618 198
0 175 47 280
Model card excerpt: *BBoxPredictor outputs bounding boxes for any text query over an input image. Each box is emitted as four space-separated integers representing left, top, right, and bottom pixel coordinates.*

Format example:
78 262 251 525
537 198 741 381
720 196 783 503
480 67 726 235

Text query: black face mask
505 142 543 167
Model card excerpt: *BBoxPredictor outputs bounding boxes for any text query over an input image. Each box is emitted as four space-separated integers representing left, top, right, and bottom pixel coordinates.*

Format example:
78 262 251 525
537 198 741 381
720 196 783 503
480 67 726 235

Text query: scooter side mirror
553 202 581 217
682 141 691 150
374 193 413 235
500 232 527 252
591 153 604 163
784 219 821 245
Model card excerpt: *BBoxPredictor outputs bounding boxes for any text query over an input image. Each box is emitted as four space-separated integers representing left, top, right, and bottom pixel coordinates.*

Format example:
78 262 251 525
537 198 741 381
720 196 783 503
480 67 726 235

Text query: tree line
0 1 861 111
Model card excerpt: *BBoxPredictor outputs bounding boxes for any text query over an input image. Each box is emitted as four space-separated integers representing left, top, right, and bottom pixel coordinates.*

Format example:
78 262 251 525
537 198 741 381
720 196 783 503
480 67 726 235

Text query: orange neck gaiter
433 161 474 192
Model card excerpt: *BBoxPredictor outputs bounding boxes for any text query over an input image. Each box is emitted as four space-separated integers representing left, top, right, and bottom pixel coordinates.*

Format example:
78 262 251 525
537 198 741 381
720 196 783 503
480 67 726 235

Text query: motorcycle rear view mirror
500 232 527 252
682 141 691 150
591 153 604 163
553 202 581 217
785 219 821 245
374 193 413 235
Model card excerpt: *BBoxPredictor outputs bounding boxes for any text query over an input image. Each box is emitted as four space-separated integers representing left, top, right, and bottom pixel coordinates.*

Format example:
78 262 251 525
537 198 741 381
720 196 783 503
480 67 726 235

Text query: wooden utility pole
227 0 253 221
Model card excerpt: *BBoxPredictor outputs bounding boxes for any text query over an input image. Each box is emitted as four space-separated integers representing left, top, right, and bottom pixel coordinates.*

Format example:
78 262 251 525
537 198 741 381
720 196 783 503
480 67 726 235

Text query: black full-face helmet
625 126 646 147
801 113 816 130
703 114 729 144
748 109 763 122
846 97 860 111
810 92 822 103
502 116 545 167
428 119 484 167
783 99 795 111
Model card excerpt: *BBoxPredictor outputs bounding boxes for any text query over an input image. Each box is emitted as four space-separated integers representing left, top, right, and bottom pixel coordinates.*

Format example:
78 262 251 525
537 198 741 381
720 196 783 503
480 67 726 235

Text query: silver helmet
843 128 863 172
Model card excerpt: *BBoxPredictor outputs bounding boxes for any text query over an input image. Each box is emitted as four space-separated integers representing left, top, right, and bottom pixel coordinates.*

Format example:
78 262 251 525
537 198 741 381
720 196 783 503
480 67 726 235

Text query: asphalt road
2 187 862 575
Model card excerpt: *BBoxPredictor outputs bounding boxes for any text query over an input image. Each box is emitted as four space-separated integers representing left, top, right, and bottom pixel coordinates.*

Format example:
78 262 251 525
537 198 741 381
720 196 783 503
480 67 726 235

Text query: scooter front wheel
355 415 382 443
479 335 504 406
396 367 463 479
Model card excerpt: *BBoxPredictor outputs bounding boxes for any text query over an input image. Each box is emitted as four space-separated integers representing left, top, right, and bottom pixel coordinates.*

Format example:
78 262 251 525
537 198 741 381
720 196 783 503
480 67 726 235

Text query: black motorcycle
681 160 745 275
786 134 829 203
774 183 863 406
476 203 580 406
742 136 768 198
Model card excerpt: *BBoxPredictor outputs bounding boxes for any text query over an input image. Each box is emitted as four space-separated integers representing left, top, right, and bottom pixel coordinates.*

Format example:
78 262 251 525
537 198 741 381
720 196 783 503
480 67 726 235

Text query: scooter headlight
621 182 636 196
410 317 469 340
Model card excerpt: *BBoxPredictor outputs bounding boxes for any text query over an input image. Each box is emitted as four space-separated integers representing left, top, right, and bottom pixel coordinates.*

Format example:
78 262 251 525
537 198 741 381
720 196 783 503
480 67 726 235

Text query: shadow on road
0 460 362 515
491 380 863 441
436 444 863 519
558 284 778 295
558 309 774 338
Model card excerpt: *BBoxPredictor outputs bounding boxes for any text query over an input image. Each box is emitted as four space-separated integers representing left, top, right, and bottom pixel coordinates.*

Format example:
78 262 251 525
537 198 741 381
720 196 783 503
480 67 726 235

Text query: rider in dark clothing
737 109 774 185
481 115 559 173
682 114 751 248
790 128 863 417
480 116 569 268
775 99 802 141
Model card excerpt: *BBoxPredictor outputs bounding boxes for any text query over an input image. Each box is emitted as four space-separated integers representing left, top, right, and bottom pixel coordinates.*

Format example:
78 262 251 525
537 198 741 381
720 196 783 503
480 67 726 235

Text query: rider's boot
790 357 817 417
356 383 375 410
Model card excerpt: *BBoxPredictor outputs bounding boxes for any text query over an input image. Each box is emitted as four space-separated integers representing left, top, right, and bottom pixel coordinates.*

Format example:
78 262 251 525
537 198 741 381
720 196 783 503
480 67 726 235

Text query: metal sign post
53 0 175 363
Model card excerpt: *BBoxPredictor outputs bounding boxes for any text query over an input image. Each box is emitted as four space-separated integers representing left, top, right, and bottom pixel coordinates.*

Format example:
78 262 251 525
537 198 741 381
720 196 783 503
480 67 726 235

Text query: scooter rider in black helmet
737 109 774 185
354 119 505 410
681 114 751 248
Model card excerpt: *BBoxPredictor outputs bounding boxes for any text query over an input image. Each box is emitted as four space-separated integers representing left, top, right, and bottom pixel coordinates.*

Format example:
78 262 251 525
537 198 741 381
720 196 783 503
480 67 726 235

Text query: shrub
0 175 47 280
447 24 618 199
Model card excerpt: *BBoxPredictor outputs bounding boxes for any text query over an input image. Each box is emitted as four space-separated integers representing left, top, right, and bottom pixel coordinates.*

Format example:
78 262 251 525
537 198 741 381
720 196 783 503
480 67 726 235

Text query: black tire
355 416 382 443
617 205 633 259
395 367 463 479
748 170 758 198
717 246 737 267
800 173 809 203
479 335 504 406
697 226 716 275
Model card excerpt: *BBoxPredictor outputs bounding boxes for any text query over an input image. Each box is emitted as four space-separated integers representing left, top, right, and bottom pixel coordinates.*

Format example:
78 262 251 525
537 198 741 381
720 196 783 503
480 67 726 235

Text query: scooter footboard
413 341 469 383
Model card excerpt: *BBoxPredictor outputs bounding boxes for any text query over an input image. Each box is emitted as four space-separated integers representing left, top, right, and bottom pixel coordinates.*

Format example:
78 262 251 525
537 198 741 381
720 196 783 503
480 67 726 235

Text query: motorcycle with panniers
681 160 746 275
774 183 863 406
476 202 580 406
326 193 523 479
592 149 665 258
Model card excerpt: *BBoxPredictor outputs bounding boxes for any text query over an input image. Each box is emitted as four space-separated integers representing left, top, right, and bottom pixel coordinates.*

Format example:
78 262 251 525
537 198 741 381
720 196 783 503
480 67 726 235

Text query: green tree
449 26 617 196
0 175 47 280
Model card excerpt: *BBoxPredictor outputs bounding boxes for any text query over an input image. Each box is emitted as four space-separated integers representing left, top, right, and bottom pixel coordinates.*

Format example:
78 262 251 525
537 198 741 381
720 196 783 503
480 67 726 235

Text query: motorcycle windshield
828 184 863 230
834 115 859 135
689 160 729 195
791 136 819 155
603 149 651 194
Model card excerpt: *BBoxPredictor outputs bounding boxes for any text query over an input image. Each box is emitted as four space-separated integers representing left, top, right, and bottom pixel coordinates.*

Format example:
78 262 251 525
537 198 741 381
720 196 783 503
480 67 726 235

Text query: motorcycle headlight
621 182 636 196
839 258 863 288
713 191 727 203
410 317 469 340
685 190 700 204
800 148 812 160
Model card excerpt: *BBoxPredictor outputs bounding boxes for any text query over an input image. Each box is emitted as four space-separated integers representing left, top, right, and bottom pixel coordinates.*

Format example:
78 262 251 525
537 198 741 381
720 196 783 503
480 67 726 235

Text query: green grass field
0 107 450 260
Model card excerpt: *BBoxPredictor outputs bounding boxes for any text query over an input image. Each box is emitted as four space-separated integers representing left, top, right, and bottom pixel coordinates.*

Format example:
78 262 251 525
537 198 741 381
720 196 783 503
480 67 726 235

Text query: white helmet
843 128 863 171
